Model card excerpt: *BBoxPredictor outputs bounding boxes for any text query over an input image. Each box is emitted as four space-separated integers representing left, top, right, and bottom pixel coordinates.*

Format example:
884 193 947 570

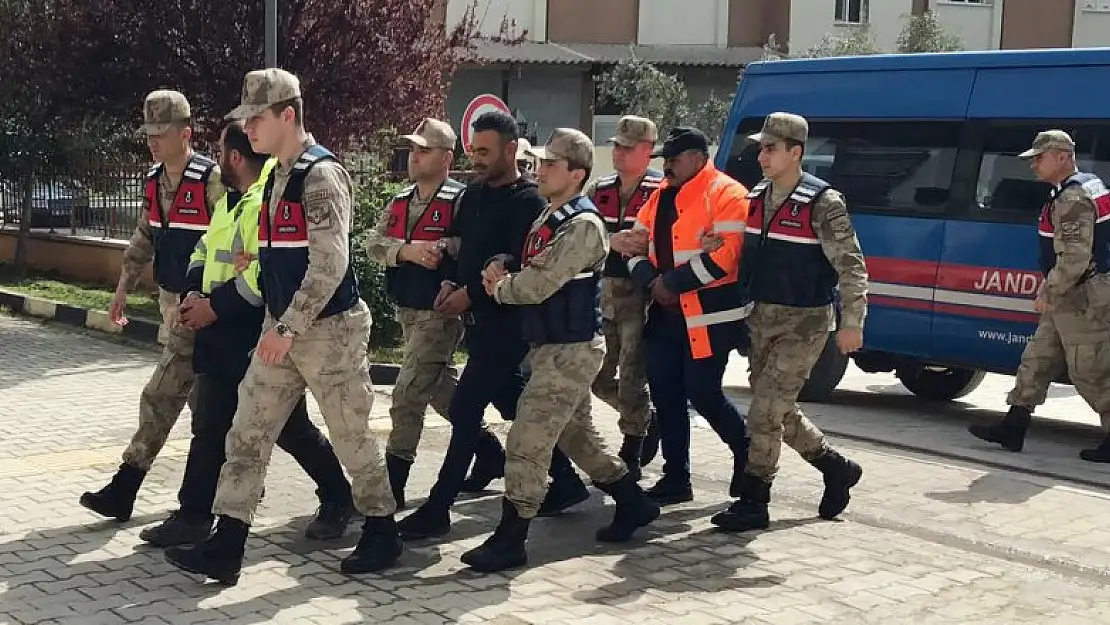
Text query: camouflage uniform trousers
121 287 196 471
1008 305 1110 430
387 307 464 461
591 277 651 436
744 302 833 482
212 300 396 523
505 337 627 518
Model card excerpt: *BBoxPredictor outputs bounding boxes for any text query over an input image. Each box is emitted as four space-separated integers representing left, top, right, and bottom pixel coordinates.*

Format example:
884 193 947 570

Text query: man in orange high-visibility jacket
612 126 751 506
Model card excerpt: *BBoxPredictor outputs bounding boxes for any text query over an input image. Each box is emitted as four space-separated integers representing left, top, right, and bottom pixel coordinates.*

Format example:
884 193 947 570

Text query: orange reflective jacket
627 163 750 359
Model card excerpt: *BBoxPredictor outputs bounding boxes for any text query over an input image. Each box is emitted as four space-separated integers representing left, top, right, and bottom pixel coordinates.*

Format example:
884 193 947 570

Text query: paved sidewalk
2 315 1110 624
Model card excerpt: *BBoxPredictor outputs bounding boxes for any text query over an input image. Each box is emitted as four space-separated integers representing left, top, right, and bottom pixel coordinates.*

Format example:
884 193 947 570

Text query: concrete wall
447 66 589 145
934 0 1001 50
788 0 914 53
1071 1 1110 48
446 0 548 40
638 0 730 45
0 230 155 290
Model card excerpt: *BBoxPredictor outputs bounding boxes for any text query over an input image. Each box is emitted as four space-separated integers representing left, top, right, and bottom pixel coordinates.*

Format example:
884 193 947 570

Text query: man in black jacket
397 112 590 540
139 121 355 548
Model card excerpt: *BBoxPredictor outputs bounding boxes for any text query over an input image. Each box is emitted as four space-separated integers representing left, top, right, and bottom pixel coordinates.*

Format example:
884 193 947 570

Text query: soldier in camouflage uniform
80 90 225 523
969 130 1110 462
165 69 402 585
710 113 867 533
463 129 659 574
585 115 662 480
364 118 506 509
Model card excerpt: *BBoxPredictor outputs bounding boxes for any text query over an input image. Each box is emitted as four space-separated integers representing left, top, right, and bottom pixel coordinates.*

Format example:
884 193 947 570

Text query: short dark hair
472 111 519 144
784 138 805 157
268 97 304 126
223 120 269 169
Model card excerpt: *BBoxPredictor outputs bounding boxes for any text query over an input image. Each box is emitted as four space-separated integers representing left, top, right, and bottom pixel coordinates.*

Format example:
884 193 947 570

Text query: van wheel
798 332 849 403
896 365 985 401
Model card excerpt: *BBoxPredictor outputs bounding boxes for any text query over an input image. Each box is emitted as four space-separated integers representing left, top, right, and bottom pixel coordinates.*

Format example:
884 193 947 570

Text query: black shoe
809 448 863 520
460 498 530 573
711 473 771 532
304 494 356 541
645 473 693 506
79 463 147 522
385 454 413 511
396 503 451 540
537 472 590 517
341 516 403 574
1080 434 1110 463
164 515 248 586
139 510 213 547
968 406 1031 452
459 429 507 493
640 410 660 467
617 435 645 482
594 472 660 543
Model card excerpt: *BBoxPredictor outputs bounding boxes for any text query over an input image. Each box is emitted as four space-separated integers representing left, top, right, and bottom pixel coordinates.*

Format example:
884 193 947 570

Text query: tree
597 55 735 142
896 11 963 53
0 0 137 276
798 26 883 58
761 11 961 60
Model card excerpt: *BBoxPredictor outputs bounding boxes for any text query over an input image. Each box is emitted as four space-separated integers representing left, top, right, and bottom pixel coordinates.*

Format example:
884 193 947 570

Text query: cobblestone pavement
2 314 1110 624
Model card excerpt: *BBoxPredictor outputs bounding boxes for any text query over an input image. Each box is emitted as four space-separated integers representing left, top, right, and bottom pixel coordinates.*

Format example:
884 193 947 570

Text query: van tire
798 332 849 403
896 365 985 402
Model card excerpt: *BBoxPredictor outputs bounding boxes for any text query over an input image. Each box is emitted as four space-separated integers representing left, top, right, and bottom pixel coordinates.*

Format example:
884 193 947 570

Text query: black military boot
1080 434 1110 463
618 435 645 481
460 498 531 573
968 406 1031 452
595 472 661 542
645 472 693 506
711 473 771 532
536 451 590 517
164 515 248 586
385 453 413 511
139 511 213 547
640 409 660 466
79 463 147 522
459 430 507 492
304 489 356 540
396 502 452 540
341 515 403 574
809 448 863 520
728 440 750 498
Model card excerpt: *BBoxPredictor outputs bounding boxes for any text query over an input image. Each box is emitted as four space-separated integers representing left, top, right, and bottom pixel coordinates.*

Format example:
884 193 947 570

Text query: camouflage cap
515 137 533 162
140 90 191 136
748 112 808 144
1019 130 1076 159
401 118 457 150
608 115 658 148
527 128 594 171
225 68 302 121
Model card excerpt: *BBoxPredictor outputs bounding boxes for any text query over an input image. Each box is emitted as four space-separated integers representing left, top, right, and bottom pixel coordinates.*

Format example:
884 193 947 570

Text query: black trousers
425 321 577 508
177 372 352 518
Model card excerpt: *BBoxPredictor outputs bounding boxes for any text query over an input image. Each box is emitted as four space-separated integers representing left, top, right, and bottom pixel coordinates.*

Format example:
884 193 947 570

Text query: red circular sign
460 94 511 150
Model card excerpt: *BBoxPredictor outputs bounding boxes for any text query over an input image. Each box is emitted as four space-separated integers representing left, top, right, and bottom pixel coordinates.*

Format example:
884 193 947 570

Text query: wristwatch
275 322 296 338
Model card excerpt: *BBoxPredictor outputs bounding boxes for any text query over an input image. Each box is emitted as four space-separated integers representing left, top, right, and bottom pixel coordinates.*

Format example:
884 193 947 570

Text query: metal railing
0 161 440 240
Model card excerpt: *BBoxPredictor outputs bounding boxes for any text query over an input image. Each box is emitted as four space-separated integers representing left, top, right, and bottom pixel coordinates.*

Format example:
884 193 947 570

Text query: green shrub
349 152 403 348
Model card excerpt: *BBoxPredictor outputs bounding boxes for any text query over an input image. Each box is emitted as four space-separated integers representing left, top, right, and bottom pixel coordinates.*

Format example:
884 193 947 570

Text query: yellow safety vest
188 158 276 304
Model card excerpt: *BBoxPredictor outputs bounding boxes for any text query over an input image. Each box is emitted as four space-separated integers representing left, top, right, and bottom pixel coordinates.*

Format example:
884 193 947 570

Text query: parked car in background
0 179 94 230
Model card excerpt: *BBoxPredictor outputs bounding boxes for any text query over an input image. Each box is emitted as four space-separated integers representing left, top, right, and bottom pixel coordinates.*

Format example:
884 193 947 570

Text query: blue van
716 48 1110 402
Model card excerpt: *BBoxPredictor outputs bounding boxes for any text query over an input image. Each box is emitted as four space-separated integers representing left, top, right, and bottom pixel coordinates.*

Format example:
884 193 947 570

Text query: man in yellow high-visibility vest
138 120 355 549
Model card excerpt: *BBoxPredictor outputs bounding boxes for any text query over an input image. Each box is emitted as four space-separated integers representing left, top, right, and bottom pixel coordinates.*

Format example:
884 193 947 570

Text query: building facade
438 0 786 149
789 0 1110 55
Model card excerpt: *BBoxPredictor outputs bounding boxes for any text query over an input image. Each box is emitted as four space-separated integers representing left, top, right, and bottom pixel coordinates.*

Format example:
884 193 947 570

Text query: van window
723 118 960 214
974 123 1110 219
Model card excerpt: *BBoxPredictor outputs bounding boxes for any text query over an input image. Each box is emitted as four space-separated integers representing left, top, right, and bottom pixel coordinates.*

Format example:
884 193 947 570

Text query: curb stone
0 287 410 385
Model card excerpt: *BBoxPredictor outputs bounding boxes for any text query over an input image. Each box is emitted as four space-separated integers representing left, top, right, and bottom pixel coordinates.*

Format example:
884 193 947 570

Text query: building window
725 118 960 215
835 0 867 24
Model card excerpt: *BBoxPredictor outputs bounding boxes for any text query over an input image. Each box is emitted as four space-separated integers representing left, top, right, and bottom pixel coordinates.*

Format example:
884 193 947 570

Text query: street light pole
265 0 278 67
